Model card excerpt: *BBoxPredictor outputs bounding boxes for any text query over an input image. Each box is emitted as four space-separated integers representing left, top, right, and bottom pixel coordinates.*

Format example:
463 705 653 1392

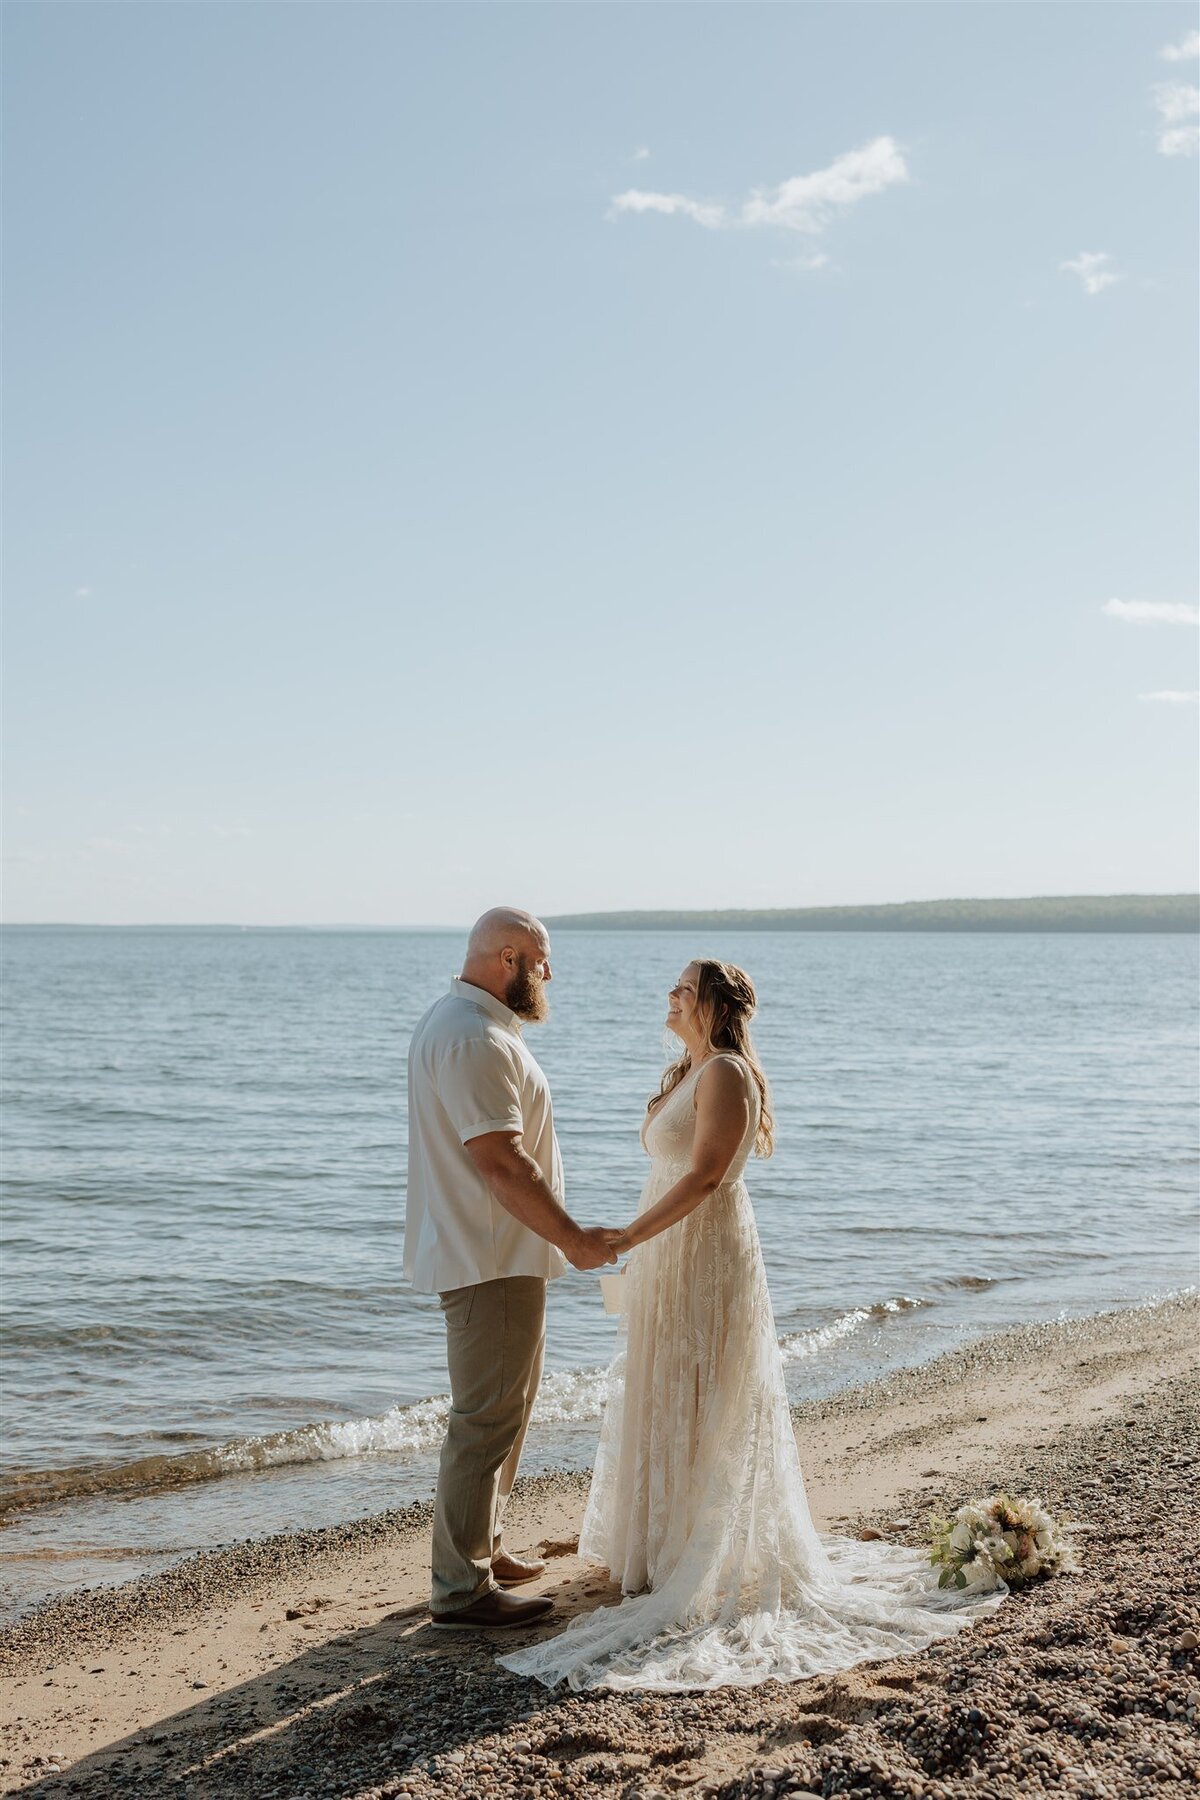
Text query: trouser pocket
438 1284 477 1329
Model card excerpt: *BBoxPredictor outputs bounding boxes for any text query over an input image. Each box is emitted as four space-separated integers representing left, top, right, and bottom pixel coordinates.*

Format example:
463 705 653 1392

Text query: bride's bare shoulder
693 1054 751 1108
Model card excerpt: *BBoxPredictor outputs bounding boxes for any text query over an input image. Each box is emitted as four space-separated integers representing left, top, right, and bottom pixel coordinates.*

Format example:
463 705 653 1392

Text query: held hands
567 1225 627 1271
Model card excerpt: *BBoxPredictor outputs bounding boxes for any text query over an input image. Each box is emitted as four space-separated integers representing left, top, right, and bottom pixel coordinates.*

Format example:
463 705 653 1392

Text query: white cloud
1060 251 1122 296
1152 80 1200 155
74 586 93 599
632 146 650 161
1154 81 1200 122
741 137 908 231
610 189 727 229
1160 29 1200 63
1138 690 1200 703
610 136 908 240
1103 598 1200 626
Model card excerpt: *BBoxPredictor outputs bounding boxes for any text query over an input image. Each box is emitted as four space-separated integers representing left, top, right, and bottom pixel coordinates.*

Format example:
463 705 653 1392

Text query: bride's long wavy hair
647 959 775 1158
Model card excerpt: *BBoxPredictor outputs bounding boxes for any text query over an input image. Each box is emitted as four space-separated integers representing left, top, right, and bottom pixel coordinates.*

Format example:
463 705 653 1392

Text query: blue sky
5 2 1198 926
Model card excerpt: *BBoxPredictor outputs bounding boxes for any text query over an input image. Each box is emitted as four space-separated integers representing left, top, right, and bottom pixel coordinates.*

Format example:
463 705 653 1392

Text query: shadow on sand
12 1565 627 1799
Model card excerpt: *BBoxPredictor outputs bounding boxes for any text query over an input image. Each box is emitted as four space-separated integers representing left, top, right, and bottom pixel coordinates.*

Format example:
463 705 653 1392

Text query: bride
499 958 1005 1692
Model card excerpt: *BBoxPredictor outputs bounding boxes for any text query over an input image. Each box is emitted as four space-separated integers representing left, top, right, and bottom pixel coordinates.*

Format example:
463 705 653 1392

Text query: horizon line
4 891 1198 932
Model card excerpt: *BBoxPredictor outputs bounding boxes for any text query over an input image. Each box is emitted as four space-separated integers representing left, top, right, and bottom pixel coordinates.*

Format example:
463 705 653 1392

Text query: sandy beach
1 1293 1196 1799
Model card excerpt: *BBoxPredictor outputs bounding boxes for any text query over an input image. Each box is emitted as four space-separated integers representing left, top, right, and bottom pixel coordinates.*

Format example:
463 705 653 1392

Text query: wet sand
1 1293 1196 1799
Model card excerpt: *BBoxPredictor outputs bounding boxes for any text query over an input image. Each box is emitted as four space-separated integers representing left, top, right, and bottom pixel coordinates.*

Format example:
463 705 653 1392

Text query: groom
406 907 620 1630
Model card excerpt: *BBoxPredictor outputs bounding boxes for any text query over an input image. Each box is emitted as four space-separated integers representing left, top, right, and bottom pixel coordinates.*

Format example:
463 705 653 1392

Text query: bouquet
928 1492 1080 1592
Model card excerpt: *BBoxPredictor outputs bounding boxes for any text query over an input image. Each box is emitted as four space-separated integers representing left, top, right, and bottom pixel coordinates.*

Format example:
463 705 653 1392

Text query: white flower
928 1491 1079 1588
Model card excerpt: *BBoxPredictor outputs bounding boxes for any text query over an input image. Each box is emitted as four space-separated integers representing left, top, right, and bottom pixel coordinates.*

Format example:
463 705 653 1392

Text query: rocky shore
2 1295 1196 1800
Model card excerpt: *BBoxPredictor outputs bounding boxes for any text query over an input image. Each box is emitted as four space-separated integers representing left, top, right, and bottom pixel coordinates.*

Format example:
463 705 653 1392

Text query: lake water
1 926 1196 1618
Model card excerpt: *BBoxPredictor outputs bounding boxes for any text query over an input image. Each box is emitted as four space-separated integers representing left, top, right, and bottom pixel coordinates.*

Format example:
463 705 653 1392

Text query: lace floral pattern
498 1057 1005 1692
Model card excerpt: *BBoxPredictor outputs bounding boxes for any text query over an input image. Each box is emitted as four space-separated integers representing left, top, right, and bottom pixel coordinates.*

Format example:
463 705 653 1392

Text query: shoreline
0 1290 1192 1641
3 1287 1192 1622
1 1293 1197 1797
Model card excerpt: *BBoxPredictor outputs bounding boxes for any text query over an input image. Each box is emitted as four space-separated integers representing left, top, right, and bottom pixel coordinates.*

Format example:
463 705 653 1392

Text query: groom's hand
567 1225 621 1271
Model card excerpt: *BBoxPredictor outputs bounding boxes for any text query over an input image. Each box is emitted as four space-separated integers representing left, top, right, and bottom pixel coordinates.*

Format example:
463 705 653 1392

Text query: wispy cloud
1138 690 1200 703
611 190 726 229
74 586 93 599
1060 251 1122 295
1103 598 1200 626
632 146 650 161
1160 29 1200 63
1152 80 1200 155
610 136 908 240
741 137 908 231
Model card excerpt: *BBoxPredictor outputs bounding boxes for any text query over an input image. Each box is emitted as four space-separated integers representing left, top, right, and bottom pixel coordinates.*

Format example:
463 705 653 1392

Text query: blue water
1 926 1196 1616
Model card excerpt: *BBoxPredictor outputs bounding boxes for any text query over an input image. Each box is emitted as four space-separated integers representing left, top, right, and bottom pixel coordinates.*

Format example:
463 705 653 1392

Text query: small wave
778 1308 871 1363
0 1365 615 1518
0 1298 945 1518
778 1294 933 1363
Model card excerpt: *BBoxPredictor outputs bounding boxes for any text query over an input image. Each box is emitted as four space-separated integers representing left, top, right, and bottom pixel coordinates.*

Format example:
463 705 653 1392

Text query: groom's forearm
464 1132 582 1255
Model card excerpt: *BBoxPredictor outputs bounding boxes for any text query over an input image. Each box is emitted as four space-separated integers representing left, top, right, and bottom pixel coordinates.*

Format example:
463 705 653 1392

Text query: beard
505 956 549 1023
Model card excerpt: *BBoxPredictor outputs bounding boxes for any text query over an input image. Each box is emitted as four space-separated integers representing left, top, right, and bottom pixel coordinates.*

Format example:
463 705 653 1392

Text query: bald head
461 907 552 1021
466 907 547 961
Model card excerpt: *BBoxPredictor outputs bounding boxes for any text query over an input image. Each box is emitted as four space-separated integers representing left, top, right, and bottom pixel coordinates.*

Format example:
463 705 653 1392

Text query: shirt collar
451 976 522 1033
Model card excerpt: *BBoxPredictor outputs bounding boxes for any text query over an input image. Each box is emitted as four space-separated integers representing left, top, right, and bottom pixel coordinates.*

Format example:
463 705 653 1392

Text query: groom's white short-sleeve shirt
404 978 567 1293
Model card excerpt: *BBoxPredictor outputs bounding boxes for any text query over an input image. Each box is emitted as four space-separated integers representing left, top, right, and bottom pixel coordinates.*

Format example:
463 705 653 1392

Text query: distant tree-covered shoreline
543 896 1199 933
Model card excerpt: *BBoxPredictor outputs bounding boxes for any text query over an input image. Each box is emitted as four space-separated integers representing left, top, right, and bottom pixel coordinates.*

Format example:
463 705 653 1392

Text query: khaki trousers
431 1274 547 1614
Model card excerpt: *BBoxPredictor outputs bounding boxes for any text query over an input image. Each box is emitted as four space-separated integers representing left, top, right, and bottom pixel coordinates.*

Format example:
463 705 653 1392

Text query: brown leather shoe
429 1587 554 1631
492 1548 548 1587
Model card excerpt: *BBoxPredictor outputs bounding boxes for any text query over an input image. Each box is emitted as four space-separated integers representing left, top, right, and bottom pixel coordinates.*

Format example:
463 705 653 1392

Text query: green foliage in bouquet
928 1492 1080 1593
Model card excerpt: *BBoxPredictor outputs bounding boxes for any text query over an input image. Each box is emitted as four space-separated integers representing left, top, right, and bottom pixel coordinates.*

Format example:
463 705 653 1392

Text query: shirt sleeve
438 1034 524 1143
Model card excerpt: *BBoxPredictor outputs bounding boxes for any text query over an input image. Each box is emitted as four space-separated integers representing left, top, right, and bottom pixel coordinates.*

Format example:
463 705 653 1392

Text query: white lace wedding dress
498 1055 1005 1692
